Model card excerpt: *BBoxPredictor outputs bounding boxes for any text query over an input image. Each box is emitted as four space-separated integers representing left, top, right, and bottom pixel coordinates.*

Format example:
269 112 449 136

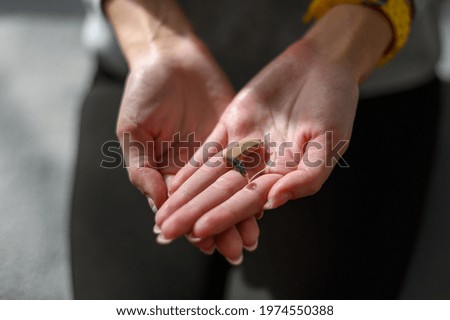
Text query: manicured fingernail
244 240 258 252
156 234 172 245
226 254 243 266
148 197 158 214
186 233 203 243
256 211 264 220
200 247 215 255
153 224 161 234
264 193 290 210
263 199 274 210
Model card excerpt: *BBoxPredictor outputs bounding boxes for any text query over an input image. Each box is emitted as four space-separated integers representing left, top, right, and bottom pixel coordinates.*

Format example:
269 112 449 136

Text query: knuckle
179 186 196 200
212 177 236 198
116 121 138 140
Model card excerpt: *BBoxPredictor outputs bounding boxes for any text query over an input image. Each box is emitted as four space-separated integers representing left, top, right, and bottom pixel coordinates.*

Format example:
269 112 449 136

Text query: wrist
104 0 195 69
301 4 392 83
127 35 209 72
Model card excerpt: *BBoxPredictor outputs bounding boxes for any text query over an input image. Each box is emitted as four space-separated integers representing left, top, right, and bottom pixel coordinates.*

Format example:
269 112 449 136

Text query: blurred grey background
0 0 449 299
0 0 92 299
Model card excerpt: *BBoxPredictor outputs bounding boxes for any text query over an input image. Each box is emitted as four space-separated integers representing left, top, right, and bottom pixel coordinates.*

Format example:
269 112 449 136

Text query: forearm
301 4 393 84
104 0 194 68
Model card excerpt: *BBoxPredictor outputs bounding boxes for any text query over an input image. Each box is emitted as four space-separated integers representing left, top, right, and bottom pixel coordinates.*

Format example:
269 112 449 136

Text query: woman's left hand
156 4 392 261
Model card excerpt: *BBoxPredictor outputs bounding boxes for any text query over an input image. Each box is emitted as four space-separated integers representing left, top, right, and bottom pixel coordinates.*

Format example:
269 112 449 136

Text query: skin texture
106 0 393 263
155 4 393 262
105 0 260 263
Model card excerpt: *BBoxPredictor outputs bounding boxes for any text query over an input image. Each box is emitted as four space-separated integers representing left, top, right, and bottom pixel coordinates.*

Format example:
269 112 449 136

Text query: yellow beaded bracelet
303 0 414 66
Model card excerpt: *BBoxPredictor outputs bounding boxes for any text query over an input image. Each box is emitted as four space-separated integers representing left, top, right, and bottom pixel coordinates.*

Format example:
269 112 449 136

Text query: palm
156 41 359 243
118 40 261 262
117 40 233 205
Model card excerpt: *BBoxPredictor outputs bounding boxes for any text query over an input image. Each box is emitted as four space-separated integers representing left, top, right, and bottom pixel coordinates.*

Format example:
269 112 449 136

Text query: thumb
127 166 167 214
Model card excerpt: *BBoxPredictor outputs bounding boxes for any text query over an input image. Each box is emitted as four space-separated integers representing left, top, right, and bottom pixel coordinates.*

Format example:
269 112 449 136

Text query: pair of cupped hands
116 31 359 265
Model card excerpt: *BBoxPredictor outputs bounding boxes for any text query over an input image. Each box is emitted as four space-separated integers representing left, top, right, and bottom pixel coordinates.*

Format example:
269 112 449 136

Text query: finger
192 173 281 238
160 169 247 239
188 218 260 256
236 217 260 252
117 128 167 211
264 134 346 209
255 211 264 220
158 135 267 236
127 166 167 213
155 156 231 227
164 174 174 197
185 235 216 255
215 227 244 266
169 123 228 194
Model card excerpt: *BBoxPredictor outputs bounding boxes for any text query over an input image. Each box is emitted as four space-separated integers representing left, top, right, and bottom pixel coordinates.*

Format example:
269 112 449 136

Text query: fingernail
263 199 274 210
156 234 172 245
264 193 290 210
186 233 203 243
200 247 215 255
148 197 158 214
226 254 243 266
244 240 258 252
256 211 264 220
153 224 161 234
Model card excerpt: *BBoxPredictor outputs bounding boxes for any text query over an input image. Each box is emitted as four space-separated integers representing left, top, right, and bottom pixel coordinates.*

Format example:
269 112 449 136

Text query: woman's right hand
105 0 259 263
116 36 233 212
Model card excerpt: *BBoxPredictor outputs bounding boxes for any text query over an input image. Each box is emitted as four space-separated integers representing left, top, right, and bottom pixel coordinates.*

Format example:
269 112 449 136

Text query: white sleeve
82 0 104 13
81 0 129 77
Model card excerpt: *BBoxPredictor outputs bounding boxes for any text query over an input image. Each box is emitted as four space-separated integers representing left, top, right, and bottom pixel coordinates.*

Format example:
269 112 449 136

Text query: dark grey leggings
71 67 441 299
